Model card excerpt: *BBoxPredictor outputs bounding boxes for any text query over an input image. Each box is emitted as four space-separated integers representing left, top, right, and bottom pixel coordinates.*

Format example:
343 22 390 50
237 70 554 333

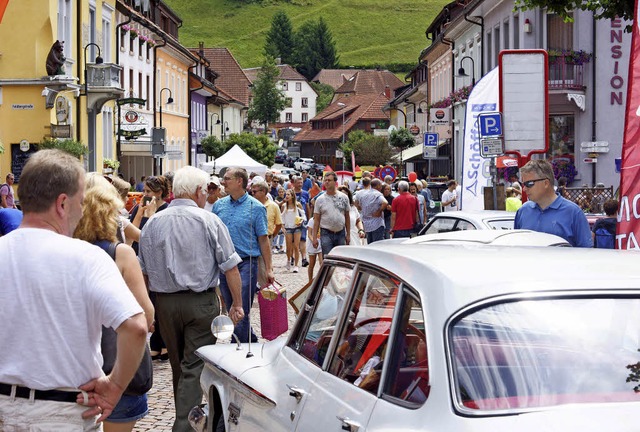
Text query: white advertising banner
460 67 499 211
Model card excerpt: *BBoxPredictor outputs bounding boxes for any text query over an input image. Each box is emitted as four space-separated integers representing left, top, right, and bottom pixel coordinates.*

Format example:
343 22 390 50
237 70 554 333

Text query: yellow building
0 0 122 194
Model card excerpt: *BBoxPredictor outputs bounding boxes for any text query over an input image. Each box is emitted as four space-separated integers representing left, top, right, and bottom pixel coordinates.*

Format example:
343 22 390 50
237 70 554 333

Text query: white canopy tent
201 144 268 176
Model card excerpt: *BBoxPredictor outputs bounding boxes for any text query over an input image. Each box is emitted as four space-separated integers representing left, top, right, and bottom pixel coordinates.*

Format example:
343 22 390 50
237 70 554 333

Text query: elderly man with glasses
514 159 592 247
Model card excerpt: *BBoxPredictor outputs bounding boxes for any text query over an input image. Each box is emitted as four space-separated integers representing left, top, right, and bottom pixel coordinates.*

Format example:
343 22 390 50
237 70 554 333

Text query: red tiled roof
334 69 405 95
197 48 251 106
243 64 307 83
294 93 391 142
311 69 359 90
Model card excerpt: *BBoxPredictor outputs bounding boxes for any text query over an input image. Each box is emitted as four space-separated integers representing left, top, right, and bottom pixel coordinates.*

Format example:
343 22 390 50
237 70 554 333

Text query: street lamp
210 113 220 135
223 121 230 141
159 87 173 128
83 42 103 96
456 55 476 86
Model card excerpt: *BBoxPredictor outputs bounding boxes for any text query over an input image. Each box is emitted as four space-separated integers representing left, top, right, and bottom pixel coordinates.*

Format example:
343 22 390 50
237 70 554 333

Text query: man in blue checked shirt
215 167 275 342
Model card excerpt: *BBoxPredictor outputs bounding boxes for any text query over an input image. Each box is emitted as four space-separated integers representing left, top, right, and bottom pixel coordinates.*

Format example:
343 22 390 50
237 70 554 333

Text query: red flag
619 0 640 249
0 0 10 24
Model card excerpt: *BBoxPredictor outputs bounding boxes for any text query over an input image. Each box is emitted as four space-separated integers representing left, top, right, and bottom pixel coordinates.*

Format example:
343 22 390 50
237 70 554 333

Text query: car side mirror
211 315 234 341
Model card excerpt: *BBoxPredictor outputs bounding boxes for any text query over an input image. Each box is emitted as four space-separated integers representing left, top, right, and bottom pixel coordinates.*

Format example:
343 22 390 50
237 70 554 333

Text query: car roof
403 229 568 246
432 210 514 220
327 242 640 316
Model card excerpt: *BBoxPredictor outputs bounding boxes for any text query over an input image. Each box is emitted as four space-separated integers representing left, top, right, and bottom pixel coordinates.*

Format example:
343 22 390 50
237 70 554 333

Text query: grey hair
172 166 209 197
520 159 555 183
398 180 409 192
252 179 269 193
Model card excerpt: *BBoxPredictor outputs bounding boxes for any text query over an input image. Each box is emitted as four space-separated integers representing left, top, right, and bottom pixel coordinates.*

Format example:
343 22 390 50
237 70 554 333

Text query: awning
393 140 448 162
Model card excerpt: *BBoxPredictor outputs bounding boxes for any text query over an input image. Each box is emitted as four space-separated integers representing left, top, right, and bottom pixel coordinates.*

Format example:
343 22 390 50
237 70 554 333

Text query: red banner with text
619 0 640 249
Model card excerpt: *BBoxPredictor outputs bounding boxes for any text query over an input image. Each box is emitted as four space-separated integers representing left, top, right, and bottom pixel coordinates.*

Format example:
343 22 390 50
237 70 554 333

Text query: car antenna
246 198 255 358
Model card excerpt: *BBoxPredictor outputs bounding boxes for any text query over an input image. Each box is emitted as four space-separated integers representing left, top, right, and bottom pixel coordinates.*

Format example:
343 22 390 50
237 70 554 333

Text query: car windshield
450 297 640 413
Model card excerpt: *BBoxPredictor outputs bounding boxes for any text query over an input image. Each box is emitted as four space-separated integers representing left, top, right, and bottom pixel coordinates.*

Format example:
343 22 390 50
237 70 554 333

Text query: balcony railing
548 56 587 90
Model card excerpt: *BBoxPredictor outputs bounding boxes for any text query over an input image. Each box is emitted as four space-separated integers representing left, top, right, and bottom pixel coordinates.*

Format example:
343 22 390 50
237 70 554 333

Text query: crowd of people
0 156 622 431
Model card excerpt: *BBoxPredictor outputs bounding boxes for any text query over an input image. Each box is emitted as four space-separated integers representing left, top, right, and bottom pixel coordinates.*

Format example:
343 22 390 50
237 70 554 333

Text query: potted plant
103 158 120 172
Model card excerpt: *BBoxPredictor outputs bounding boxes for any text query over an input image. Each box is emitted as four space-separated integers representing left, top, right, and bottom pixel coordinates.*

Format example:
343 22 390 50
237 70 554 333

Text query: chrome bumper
188 403 209 432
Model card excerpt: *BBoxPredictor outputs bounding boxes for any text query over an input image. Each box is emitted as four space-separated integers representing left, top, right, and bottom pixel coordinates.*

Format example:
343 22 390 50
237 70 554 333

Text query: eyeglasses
222 176 234 181
522 178 547 188
207 184 218 191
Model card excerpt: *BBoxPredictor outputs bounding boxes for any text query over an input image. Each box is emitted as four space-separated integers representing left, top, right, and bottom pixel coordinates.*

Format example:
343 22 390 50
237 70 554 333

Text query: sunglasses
522 178 547 188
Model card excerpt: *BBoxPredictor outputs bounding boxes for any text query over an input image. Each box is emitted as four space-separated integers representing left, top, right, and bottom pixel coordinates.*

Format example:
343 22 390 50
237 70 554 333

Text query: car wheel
216 415 225 432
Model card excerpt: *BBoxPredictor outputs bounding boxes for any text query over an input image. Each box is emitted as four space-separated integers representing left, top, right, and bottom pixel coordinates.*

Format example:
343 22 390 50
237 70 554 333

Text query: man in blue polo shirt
0 208 23 235
215 167 274 342
514 159 592 247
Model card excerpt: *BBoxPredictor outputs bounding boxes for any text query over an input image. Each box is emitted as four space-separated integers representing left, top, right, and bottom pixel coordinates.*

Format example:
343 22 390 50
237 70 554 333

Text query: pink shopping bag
258 281 288 341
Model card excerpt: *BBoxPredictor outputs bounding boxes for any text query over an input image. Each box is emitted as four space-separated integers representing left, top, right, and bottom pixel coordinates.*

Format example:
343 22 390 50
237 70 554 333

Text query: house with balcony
0 0 123 179
419 0 631 189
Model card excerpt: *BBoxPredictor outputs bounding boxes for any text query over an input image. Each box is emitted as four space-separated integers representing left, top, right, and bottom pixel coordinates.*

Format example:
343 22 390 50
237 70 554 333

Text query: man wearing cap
1 173 16 209
204 175 223 212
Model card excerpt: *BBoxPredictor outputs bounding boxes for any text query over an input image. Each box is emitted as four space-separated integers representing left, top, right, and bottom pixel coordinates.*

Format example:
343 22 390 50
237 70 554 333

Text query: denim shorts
107 393 148 423
286 227 302 235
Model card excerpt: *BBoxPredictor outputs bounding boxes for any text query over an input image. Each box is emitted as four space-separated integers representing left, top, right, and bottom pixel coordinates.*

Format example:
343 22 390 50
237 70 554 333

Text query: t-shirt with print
314 191 350 232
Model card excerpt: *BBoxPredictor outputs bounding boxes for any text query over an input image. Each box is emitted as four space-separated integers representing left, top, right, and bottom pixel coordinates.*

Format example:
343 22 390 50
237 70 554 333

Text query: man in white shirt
441 179 459 212
0 149 148 430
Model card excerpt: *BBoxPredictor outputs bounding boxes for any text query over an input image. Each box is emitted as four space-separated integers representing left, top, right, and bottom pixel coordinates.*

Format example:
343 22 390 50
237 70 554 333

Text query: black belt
241 256 260 261
157 287 214 295
0 383 77 403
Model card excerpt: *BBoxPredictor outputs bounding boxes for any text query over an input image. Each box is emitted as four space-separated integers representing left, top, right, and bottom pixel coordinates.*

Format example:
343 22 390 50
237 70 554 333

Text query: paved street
134 247 314 431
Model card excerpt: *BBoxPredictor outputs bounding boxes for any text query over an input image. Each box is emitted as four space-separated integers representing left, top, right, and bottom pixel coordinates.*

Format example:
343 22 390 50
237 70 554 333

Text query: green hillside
165 0 449 70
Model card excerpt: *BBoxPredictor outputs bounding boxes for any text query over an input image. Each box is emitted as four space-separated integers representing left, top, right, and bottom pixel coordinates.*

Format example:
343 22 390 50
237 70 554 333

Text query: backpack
94 240 154 395
594 227 615 249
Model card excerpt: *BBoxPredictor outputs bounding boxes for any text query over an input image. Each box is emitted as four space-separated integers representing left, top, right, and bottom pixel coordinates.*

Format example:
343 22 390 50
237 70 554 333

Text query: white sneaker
293 266 299 273
286 261 291 271
272 247 279 254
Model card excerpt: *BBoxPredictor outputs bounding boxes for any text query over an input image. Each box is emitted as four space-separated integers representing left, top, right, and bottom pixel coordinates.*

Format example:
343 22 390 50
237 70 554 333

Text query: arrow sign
478 112 503 137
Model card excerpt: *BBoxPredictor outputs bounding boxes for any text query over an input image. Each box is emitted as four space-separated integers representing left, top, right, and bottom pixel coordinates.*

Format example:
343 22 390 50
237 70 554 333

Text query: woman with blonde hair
280 188 305 272
74 176 154 432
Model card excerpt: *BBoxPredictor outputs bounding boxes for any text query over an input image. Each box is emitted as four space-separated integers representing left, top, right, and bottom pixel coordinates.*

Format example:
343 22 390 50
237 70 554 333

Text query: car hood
196 337 286 378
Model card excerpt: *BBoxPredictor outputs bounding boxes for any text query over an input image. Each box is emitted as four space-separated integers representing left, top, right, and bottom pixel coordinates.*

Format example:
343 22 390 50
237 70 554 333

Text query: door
295 268 404 432
265 264 356 431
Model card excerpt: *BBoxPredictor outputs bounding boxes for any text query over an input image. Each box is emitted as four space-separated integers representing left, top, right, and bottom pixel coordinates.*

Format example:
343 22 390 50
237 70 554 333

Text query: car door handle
337 416 360 432
286 384 306 403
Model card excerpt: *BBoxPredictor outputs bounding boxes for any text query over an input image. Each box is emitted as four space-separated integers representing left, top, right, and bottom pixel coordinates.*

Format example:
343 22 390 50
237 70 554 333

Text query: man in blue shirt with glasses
514 159 592 247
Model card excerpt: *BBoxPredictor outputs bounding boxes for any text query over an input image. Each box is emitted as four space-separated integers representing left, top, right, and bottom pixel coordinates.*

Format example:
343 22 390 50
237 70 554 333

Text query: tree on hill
264 11 295 65
514 0 633 27
342 130 392 167
294 17 339 80
310 82 334 113
247 56 288 131
224 132 277 167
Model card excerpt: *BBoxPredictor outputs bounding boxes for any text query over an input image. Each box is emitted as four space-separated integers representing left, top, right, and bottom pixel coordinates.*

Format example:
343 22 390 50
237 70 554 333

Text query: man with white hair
139 166 244 431
391 180 418 238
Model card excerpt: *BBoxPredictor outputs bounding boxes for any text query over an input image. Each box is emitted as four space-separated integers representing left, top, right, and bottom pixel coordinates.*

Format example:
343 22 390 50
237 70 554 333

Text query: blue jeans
320 228 346 256
107 393 148 423
366 225 385 244
220 259 259 343
393 229 413 239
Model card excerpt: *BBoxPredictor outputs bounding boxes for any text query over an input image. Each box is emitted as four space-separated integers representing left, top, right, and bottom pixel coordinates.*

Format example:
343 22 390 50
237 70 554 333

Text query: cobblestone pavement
134 248 315 431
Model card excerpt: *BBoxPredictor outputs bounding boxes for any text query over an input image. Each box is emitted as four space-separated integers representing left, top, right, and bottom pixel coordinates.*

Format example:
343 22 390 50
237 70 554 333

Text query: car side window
295 265 354 368
454 220 476 231
327 270 400 395
426 218 456 234
382 290 430 406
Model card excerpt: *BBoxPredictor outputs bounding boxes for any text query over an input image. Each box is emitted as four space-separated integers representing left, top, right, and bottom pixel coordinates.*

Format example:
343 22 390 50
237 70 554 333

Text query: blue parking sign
478 112 503 137
424 132 439 147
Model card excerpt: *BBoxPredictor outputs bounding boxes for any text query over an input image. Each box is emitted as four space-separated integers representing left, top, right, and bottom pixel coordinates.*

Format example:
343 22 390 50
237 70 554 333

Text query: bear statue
46 40 66 76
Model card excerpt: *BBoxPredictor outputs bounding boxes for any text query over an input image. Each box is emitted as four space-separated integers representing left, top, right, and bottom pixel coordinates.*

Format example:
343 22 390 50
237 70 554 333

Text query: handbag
101 327 153 396
258 281 288 341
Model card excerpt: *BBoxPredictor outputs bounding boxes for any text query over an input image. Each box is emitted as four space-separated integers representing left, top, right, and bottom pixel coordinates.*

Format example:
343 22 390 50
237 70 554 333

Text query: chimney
384 85 391 99
198 41 204 55
275 57 281 65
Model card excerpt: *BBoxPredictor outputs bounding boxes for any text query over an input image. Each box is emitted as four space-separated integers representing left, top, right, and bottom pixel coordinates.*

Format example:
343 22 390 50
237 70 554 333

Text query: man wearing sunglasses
514 159 592 247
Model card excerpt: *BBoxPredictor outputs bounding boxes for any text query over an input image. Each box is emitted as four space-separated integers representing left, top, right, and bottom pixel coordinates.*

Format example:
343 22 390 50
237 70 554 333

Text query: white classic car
190 239 640 431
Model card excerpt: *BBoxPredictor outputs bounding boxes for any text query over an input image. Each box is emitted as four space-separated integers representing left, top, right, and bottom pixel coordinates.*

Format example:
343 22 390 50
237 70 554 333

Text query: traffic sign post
480 138 505 158
478 112 503 137
423 132 438 159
